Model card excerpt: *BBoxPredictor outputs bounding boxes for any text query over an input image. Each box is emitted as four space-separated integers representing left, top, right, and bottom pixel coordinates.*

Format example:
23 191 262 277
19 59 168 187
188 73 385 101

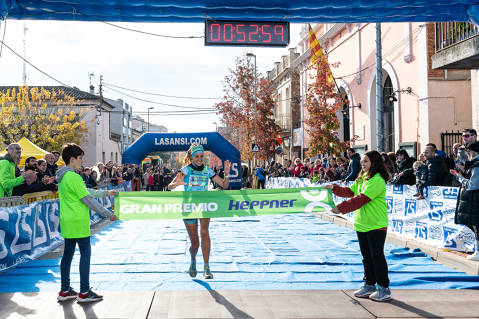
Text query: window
111 152 113 162
115 152 118 163
102 152 105 163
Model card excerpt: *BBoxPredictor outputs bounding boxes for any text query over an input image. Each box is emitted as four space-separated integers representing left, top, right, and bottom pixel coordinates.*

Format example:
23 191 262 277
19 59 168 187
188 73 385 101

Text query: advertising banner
266 177 476 252
0 182 129 272
115 188 335 220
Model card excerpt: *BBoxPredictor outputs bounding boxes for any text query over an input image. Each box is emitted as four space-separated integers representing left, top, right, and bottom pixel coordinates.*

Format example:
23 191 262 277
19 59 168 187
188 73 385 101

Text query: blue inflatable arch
122 132 242 190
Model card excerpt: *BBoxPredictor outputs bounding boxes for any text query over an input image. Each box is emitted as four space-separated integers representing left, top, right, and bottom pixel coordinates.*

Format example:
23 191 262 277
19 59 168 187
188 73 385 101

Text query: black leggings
468 225 479 241
257 180 265 189
357 229 390 288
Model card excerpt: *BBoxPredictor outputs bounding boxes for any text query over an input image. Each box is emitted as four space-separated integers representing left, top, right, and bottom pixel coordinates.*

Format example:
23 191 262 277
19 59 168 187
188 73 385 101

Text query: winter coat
455 156 479 226
425 156 450 186
0 154 25 197
391 157 416 185
345 153 361 181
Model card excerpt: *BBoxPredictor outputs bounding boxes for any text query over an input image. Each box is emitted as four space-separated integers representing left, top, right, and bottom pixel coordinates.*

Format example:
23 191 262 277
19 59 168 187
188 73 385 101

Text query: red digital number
210 23 221 41
249 24 259 42
223 24 234 42
236 24 246 42
274 25 284 42
261 25 271 42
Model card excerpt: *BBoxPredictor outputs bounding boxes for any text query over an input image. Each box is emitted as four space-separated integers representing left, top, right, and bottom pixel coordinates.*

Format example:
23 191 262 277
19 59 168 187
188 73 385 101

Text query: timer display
205 20 289 47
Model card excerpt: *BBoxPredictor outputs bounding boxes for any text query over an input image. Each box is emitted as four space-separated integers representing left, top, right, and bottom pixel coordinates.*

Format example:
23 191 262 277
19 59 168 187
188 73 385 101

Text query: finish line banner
115 188 335 220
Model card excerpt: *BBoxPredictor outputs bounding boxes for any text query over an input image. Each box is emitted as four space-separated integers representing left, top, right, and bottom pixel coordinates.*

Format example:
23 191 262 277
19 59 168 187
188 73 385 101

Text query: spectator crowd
1 128 478 199
253 128 478 200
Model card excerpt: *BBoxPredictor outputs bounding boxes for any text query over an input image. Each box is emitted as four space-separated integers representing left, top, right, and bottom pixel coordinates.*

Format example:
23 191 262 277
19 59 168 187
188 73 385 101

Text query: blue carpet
1 214 478 292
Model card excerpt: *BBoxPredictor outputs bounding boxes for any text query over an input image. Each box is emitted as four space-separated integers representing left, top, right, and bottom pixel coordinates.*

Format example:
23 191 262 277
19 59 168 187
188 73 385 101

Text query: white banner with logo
292 128 302 147
0 182 131 272
266 177 476 252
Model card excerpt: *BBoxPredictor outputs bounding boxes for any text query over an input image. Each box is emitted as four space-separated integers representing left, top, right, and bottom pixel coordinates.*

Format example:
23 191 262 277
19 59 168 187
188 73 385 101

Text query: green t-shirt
350 172 388 232
58 170 90 238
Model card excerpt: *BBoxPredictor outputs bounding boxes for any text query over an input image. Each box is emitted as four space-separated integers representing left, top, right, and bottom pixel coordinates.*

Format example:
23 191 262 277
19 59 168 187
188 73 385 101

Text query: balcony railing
275 114 291 131
435 22 479 53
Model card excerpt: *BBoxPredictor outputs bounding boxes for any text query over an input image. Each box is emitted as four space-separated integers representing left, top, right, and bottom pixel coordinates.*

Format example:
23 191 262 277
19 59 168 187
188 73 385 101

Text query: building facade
295 23 472 157
105 98 133 153
267 48 301 161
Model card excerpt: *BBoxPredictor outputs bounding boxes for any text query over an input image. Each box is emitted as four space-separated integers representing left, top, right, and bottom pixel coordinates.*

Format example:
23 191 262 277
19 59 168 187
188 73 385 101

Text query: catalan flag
308 24 334 83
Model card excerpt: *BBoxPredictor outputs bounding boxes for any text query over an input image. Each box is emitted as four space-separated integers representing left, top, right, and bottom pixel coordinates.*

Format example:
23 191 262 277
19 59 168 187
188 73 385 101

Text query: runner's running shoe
204 265 213 279
57 287 78 301
77 289 103 303
189 260 197 278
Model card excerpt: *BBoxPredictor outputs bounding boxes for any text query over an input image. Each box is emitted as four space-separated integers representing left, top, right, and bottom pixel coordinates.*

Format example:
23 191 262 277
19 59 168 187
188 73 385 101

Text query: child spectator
413 161 427 199
56 143 117 303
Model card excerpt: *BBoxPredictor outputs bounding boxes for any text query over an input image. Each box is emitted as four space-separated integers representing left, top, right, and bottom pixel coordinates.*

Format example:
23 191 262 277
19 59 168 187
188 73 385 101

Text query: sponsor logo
393 184 404 194
415 221 428 240
443 227 458 248
404 199 416 216
385 196 393 214
392 219 404 233
442 188 458 200
154 137 208 146
120 202 219 214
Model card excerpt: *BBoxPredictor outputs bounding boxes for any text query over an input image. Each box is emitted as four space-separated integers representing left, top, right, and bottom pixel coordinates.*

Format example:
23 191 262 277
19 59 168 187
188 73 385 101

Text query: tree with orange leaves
215 57 280 163
305 60 350 157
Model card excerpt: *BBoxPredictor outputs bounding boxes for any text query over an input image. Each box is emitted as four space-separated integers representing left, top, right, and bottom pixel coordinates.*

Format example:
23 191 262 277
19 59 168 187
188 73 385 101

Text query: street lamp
213 122 218 131
147 107 154 132
246 52 257 166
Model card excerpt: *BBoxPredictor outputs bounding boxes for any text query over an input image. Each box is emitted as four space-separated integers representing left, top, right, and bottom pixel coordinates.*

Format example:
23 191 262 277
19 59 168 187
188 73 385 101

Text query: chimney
90 85 95 94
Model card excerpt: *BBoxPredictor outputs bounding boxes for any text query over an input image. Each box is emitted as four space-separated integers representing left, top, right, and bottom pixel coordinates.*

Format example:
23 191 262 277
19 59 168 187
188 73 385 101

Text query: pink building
294 23 472 158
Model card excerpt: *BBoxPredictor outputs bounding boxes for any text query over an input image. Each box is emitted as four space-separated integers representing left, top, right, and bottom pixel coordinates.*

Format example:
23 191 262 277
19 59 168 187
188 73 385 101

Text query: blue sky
0 20 302 133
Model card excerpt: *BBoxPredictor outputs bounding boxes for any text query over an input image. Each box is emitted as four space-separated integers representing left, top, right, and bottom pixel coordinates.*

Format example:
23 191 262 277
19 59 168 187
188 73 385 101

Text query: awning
1 1 479 24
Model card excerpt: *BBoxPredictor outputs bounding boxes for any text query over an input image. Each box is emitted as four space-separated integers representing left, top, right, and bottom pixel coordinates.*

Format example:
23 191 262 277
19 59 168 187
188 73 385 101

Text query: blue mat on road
1 214 478 292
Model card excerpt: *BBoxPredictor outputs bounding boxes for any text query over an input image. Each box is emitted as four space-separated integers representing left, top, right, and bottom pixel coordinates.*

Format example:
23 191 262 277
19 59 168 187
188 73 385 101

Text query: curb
312 211 479 275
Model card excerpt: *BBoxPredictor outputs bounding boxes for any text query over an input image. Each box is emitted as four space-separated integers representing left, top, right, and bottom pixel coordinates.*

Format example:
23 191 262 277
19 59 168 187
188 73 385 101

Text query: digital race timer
205 20 290 47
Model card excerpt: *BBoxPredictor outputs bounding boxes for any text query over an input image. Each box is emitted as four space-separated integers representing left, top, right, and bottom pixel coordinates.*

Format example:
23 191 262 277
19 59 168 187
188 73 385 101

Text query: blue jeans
60 237 91 293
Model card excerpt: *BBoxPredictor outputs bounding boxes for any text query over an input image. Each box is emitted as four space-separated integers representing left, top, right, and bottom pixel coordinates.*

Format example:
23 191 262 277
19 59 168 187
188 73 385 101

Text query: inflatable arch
122 132 242 189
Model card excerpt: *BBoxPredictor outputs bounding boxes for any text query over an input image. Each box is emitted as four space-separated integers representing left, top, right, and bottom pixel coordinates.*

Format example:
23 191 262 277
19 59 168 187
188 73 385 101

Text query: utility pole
246 53 257 167
147 107 154 132
376 23 383 152
99 75 103 99
22 23 28 86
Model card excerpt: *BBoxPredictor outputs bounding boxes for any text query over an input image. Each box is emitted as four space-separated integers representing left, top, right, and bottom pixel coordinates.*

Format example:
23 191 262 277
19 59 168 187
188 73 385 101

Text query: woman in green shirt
326 150 391 302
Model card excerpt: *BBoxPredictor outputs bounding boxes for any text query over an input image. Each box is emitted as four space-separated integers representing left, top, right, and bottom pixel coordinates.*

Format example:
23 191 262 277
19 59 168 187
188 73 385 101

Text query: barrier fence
266 177 476 253
0 182 131 272
1 177 474 273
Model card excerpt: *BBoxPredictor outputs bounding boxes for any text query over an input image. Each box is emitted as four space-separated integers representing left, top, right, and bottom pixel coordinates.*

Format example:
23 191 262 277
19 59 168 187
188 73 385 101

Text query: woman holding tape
168 143 230 279
325 150 391 302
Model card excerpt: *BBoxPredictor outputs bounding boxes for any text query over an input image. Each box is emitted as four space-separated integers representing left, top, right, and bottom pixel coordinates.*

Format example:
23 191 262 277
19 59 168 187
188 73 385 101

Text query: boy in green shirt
56 143 117 303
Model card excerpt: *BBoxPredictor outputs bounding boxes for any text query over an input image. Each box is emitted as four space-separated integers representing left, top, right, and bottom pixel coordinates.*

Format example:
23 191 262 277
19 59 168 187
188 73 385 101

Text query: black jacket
425 156 450 186
455 157 479 226
391 158 416 185
345 153 361 181
415 165 427 183
46 163 58 177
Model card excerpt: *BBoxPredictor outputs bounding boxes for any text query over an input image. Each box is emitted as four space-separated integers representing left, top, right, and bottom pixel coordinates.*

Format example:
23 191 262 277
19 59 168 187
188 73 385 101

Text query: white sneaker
353 284 376 298
369 285 392 302
467 251 479 261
